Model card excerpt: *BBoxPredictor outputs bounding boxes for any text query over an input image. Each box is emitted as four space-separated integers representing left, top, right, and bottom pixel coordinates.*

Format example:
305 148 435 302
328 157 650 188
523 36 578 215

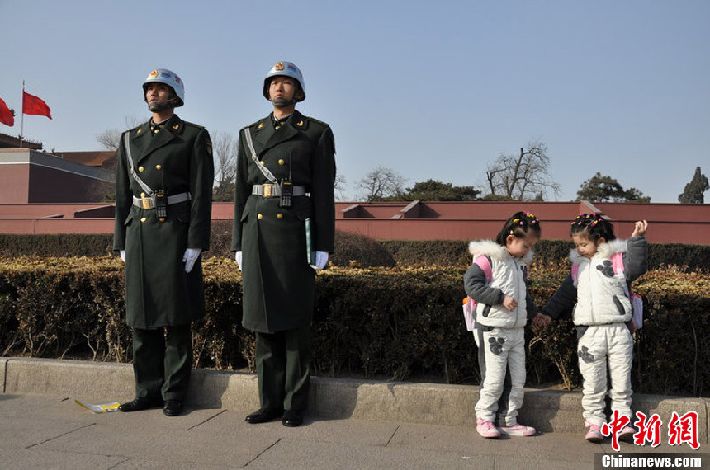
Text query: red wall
0 165 29 204
0 201 709 245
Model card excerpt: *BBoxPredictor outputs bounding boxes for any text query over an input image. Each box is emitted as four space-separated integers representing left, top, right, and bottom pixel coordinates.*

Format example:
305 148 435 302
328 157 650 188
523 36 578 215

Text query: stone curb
1 357 707 442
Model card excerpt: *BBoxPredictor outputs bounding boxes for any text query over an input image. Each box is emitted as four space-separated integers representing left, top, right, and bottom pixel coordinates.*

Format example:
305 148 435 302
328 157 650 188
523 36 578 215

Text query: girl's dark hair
570 213 616 242
495 211 542 246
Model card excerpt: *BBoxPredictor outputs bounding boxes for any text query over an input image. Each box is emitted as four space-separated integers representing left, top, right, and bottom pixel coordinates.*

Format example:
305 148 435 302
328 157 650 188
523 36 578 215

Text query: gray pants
474 325 512 424
475 327 525 426
577 324 633 426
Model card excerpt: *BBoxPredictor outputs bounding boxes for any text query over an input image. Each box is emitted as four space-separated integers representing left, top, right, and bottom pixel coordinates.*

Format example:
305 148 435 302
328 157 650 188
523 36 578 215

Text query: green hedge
1 257 707 397
0 234 114 257
1 231 709 271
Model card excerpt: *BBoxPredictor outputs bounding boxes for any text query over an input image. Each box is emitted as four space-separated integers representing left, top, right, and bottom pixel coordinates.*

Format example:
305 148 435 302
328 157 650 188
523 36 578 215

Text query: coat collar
252 110 305 156
468 239 533 265
129 114 182 165
569 239 628 264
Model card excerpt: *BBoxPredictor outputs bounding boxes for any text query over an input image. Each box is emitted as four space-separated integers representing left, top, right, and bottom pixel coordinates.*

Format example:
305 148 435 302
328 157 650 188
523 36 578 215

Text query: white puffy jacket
468 240 531 328
571 240 632 325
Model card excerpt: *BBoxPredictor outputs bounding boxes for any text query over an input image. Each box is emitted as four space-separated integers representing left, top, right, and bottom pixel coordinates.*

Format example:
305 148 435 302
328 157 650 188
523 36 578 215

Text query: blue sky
1 0 708 202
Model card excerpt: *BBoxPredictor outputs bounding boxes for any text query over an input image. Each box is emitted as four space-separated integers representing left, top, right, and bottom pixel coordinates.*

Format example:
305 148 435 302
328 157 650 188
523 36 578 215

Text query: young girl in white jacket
464 212 543 438
540 214 648 443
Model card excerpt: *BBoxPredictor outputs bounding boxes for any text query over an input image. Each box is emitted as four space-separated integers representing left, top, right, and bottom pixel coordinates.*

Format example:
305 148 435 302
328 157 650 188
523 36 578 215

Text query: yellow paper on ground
74 399 121 413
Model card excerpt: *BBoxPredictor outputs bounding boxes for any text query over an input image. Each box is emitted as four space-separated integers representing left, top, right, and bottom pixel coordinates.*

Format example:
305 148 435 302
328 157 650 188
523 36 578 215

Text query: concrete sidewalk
2 357 708 441
1 393 706 470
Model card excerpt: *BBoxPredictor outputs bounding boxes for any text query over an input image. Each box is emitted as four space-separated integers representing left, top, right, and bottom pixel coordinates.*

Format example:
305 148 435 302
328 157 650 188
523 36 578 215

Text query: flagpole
19 80 24 148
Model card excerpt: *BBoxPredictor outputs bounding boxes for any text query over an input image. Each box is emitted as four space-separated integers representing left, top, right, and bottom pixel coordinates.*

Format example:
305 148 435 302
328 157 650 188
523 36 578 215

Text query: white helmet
143 68 185 107
262 61 305 102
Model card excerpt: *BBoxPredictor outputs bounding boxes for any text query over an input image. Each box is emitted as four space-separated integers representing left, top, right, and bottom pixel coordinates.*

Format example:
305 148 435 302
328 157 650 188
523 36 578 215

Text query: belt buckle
140 194 154 209
262 184 273 198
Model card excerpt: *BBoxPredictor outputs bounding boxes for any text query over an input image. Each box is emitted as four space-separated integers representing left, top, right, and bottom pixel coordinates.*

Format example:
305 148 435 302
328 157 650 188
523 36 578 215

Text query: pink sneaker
618 425 636 443
585 423 604 443
476 418 501 439
499 423 537 437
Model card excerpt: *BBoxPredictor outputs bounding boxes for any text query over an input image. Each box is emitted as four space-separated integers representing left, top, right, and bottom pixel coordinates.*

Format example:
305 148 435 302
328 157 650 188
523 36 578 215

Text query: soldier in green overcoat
232 61 336 427
113 68 214 416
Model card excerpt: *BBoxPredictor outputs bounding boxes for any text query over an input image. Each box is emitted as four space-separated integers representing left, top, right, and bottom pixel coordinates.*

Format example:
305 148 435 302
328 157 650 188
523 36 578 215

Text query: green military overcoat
232 111 336 333
113 115 214 329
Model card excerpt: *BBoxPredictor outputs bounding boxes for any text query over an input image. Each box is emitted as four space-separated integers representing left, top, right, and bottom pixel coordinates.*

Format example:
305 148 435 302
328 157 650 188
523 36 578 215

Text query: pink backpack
462 255 492 331
571 252 643 331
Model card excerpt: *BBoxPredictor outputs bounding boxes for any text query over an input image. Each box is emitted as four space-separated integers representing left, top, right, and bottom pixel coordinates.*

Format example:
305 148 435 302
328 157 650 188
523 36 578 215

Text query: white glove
312 251 329 270
182 248 202 273
235 251 243 271
120 250 125 262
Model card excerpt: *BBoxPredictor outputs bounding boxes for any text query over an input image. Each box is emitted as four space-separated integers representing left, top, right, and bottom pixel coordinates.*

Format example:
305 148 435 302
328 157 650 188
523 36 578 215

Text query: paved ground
0 393 706 470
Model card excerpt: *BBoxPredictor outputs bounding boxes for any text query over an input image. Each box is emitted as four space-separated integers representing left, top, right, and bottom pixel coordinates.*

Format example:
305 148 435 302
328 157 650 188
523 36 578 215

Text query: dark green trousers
256 326 311 412
132 325 192 401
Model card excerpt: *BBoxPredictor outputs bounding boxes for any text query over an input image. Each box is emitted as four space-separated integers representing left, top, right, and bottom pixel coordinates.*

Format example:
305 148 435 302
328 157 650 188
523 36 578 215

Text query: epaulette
242 119 263 131
181 120 205 130
300 114 330 130
131 121 149 137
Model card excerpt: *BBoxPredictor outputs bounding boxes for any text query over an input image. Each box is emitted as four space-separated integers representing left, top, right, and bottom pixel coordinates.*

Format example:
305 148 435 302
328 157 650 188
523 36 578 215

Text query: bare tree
96 116 144 150
212 131 238 201
485 141 560 201
357 166 406 201
96 129 122 151
334 173 348 201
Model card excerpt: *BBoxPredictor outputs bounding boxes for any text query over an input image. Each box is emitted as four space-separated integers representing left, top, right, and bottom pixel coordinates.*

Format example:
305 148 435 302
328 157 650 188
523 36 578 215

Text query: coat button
140 217 146 223
276 213 283 219
257 213 263 220
138 166 145 173
278 159 285 166
155 164 161 170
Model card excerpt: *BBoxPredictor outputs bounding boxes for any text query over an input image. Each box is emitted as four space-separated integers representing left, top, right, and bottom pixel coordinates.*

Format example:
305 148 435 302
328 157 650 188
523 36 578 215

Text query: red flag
22 91 52 119
0 97 14 126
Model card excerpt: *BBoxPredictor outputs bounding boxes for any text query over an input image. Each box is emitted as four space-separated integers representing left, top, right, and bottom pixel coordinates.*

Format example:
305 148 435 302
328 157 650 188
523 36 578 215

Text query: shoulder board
181 120 205 130
242 119 263 131
130 121 150 137
300 114 330 130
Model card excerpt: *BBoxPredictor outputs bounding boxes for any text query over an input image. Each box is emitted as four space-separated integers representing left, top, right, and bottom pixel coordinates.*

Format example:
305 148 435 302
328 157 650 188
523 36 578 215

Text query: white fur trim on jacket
469 240 533 265
468 239 531 328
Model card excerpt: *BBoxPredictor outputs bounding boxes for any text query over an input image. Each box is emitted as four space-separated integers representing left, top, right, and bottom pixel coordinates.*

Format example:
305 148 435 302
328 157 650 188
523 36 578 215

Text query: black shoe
245 408 283 424
163 399 183 416
282 410 303 427
119 397 163 412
